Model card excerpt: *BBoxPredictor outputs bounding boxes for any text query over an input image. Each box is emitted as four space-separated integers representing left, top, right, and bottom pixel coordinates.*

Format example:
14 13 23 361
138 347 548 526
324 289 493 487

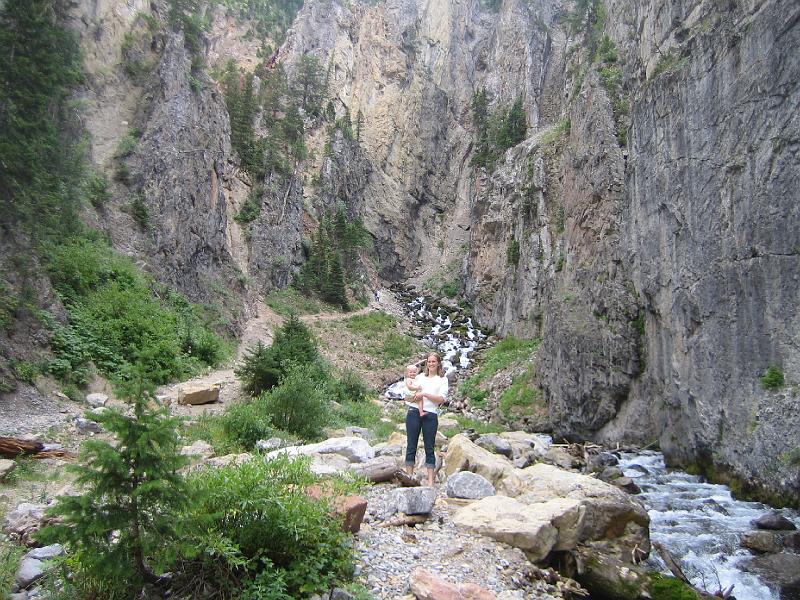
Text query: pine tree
38 361 188 593
325 253 349 310
294 54 326 116
503 97 527 147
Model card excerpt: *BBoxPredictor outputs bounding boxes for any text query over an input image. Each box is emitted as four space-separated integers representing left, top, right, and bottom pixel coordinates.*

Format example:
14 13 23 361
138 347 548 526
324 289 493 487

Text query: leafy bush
38 374 189 597
328 368 370 404
86 172 111 208
221 397 278 450
261 364 330 440
236 314 319 396
761 366 784 390
43 236 228 386
176 455 354 598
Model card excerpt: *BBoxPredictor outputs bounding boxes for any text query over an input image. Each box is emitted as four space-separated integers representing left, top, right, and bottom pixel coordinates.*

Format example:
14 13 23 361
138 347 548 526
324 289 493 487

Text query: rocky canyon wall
63 0 798 505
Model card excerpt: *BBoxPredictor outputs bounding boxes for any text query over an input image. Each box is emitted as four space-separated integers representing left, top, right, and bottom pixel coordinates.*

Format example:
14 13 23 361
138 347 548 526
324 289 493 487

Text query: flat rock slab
754 512 797 531
267 437 375 463
178 385 220 405
453 495 582 562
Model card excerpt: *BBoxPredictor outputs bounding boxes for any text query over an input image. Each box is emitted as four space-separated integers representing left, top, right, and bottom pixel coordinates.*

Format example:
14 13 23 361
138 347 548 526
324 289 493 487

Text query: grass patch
648 573 700 600
265 287 333 316
453 415 504 435
345 312 421 367
1 457 54 485
499 365 543 418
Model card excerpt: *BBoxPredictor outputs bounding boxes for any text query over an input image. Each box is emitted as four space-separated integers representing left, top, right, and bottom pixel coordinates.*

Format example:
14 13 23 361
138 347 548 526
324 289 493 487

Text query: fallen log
0 437 43 458
0 437 76 460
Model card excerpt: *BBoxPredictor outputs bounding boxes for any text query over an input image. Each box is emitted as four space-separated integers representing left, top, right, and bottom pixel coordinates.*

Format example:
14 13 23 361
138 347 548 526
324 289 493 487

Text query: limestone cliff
279 0 799 505
62 0 799 505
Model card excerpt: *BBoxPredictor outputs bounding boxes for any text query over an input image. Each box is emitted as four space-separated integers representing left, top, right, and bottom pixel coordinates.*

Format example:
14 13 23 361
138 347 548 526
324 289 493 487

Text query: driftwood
0 437 75 460
350 458 399 483
377 514 428 528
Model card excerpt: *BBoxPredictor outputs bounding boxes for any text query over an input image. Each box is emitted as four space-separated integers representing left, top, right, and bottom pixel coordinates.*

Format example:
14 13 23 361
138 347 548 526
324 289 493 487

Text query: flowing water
384 293 486 399
619 451 800 599
387 291 799 598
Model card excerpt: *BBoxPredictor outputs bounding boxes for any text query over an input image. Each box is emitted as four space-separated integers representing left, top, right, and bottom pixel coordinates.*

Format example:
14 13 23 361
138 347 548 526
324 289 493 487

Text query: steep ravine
62 0 800 506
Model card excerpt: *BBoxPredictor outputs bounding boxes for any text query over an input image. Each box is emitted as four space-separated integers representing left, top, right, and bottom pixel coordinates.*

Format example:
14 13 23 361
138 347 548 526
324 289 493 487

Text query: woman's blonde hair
425 352 444 377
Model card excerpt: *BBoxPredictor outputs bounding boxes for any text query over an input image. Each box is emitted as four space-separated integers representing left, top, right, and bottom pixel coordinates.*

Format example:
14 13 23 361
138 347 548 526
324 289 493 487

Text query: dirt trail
161 300 283 417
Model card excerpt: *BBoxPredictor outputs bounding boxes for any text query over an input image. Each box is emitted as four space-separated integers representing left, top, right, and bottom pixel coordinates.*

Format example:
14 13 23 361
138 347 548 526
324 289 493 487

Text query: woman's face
426 354 439 375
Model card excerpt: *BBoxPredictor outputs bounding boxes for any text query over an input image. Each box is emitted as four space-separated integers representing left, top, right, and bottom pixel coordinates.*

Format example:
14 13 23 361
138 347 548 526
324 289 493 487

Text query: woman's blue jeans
405 407 438 468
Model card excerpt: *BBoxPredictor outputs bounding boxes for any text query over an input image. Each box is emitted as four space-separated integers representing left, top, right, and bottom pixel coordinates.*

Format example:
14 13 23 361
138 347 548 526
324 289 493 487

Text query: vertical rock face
132 33 247 319
614 0 800 501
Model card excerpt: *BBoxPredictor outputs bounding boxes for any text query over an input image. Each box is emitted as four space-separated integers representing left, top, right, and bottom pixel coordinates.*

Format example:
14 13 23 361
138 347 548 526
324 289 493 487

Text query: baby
404 364 424 416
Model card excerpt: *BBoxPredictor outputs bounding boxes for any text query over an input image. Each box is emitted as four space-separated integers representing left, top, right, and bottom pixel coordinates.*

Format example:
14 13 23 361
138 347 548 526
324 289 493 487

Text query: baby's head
405 364 419 379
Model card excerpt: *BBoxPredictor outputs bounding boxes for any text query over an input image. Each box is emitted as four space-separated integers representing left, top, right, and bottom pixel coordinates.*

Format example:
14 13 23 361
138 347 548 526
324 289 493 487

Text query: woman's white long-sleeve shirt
404 374 448 414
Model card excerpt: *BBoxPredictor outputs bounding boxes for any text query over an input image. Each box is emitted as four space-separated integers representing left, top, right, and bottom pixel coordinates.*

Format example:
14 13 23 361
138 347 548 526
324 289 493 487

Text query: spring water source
384 294 486 399
619 451 800 600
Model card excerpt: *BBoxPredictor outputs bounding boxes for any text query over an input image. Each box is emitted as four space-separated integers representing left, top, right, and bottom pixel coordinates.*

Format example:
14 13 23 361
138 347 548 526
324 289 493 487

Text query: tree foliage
470 89 527 170
39 368 189 596
294 206 372 310
235 314 318 396
0 0 85 241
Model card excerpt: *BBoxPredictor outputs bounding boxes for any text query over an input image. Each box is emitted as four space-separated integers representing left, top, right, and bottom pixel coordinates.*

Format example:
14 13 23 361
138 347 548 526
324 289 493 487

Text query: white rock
180 440 215 460
4 503 47 536
25 544 63 560
16 558 46 588
390 487 437 515
266 436 375 463
0 458 16 481
85 393 108 408
75 417 102 434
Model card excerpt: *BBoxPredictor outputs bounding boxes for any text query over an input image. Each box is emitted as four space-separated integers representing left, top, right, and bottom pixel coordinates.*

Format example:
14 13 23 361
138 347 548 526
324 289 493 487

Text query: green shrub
761 365 784 390
130 193 149 229
329 368 370 404
261 365 330 440
86 172 111 208
0 281 18 331
43 236 227 386
12 360 39 384
221 397 278 450
0 543 24 598
234 189 262 224
177 455 354 598
507 238 520 266
236 315 319 396
114 130 139 158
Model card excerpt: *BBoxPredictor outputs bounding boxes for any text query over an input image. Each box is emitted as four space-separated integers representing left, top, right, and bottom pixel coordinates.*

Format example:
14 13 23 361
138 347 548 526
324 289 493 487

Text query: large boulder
517 464 650 559
573 548 649 600
753 512 797 531
452 495 583 562
444 435 524 496
266 437 375 463
445 471 496 500
742 530 783 554
409 568 496 600
499 431 551 460
4 503 48 542
180 440 215 461
178 385 220 405
309 453 353 476
85 393 108 408
475 434 513 458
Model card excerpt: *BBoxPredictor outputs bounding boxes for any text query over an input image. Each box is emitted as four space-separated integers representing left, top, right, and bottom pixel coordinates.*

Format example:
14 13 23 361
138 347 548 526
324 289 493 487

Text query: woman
404 352 448 487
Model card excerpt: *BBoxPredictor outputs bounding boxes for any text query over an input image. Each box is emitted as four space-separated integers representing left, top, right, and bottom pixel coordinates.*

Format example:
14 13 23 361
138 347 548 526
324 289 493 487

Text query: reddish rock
409 568 496 599
306 485 367 534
